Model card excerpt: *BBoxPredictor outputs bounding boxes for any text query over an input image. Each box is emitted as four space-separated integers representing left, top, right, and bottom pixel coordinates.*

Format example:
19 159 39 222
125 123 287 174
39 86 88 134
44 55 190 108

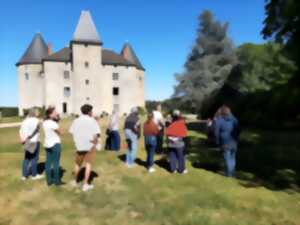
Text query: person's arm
19 122 26 144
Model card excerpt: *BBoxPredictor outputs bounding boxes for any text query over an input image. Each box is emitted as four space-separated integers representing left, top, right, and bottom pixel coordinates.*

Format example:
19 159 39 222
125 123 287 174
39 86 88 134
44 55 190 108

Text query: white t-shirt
153 110 164 130
19 117 40 143
43 120 61 148
69 115 101 152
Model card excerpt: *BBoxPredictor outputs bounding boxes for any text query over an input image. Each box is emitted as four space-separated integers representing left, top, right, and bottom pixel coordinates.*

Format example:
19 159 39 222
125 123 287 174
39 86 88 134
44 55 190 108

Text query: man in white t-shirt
19 107 43 180
69 104 101 192
153 104 164 154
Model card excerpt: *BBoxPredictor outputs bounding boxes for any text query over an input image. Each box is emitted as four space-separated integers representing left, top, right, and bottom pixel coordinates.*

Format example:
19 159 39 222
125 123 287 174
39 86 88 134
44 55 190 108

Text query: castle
16 11 145 116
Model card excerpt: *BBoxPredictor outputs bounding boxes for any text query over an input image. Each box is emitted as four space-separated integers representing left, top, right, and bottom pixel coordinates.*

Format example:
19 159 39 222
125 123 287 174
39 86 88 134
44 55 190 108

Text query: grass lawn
0 118 300 225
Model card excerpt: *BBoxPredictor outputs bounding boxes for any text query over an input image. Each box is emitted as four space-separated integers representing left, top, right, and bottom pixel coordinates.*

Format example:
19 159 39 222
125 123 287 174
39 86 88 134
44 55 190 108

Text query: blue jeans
110 130 121 151
45 143 61 185
223 147 237 177
169 147 185 173
144 136 157 169
22 143 40 177
125 129 138 166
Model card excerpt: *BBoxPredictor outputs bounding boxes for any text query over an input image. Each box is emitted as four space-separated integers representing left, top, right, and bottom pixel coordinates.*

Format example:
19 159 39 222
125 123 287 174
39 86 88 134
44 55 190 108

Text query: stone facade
16 11 145 116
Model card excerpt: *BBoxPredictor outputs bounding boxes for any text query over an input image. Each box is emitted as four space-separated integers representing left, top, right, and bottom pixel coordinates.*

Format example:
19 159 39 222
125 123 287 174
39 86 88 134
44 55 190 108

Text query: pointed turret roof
16 33 48 66
121 43 144 70
73 10 101 44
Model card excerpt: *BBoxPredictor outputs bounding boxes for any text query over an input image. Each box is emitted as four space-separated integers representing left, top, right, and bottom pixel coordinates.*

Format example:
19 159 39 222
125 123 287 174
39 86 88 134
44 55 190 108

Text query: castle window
85 61 89 68
64 71 70 79
139 76 143 81
112 73 119 81
113 87 119 96
25 73 29 80
86 97 90 101
64 87 71 97
113 104 119 111
85 79 89 85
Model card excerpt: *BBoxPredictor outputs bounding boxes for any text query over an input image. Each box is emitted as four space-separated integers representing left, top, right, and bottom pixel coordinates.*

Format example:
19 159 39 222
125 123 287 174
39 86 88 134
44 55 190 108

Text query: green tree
173 10 237 110
227 42 296 93
262 0 300 79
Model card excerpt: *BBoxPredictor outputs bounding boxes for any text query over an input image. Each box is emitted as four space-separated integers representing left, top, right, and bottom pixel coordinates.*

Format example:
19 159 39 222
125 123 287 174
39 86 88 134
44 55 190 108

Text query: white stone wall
17 64 45 116
43 61 72 114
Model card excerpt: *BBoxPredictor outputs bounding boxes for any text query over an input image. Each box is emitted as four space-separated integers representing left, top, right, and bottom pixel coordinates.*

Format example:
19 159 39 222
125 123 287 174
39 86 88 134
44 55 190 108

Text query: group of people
19 102 239 192
19 104 189 192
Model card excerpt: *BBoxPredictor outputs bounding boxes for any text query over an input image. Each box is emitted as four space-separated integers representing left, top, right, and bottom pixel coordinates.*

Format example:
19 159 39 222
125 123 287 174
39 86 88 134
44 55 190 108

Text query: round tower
16 33 48 116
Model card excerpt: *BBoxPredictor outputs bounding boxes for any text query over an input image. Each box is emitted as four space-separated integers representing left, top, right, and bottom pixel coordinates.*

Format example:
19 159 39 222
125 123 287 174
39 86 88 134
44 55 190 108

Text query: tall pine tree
174 10 237 111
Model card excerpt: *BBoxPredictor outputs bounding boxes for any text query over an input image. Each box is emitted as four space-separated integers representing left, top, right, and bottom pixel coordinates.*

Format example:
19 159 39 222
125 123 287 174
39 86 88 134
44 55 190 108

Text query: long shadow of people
155 155 171 173
135 158 147 169
76 167 98 184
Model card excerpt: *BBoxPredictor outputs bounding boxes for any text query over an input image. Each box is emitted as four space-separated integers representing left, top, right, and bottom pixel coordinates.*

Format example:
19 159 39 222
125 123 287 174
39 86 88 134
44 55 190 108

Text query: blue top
214 114 239 148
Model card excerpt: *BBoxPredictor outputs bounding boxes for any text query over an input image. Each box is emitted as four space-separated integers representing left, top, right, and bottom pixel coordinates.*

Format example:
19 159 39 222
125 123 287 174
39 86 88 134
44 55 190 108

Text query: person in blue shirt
214 105 240 177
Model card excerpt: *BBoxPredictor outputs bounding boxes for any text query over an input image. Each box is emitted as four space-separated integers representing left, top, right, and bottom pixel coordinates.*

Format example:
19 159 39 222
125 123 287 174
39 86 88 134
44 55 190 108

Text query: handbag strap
28 123 40 140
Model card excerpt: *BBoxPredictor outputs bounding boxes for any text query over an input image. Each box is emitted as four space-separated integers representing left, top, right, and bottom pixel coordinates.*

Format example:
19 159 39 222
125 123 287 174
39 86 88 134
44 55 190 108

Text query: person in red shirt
165 110 188 174
143 112 160 173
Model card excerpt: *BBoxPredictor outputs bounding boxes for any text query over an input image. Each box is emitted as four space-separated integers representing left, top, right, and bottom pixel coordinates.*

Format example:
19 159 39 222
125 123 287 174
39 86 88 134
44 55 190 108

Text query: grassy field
0 118 300 225
0 116 22 124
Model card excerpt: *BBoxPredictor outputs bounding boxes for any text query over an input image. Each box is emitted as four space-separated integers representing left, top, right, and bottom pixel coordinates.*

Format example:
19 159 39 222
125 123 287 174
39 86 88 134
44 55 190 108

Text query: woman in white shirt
19 108 43 180
43 107 62 186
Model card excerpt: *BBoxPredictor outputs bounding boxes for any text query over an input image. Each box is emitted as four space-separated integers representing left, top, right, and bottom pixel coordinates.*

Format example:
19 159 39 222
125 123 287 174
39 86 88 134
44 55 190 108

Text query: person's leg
228 148 237 177
177 147 186 173
45 148 54 185
110 131 117 150
53 144 61 185
169 148 177 173
131 135 138 164
83 149 96 185
115 131 121 151
126 138 133 165
148 137 157 169
22 151 30 178
74 153 83 182
31 143 40 177
223 149 231 177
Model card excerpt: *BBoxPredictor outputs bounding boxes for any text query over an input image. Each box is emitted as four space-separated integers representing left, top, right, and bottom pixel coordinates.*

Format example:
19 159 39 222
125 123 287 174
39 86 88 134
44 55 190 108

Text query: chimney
47 43 52 55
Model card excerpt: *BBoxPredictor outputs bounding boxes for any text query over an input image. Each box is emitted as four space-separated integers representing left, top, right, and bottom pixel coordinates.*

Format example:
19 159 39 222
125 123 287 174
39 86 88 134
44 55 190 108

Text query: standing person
166 110 188 174
19 108 43 180
143 112 160 173
124 107 140 168
107 110 121 151
69 104 101 192
43 107 62 186
153 104 164 154
214 105 240 177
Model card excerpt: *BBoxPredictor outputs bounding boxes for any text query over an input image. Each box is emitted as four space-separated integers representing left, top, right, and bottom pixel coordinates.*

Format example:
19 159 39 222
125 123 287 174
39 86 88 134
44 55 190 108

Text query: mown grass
0 116 22 124
0 118 300 225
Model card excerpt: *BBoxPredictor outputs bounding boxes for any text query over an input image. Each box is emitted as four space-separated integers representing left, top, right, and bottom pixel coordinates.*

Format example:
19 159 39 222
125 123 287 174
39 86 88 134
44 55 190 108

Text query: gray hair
173 109 181 116
28 107 38 117
131 107 138 114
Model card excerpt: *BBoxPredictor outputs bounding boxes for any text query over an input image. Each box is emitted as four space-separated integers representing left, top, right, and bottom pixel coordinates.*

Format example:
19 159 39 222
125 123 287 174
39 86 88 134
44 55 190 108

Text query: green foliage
228 42 296 93
0 107 19 117
174 10 237 110
262 0 300 80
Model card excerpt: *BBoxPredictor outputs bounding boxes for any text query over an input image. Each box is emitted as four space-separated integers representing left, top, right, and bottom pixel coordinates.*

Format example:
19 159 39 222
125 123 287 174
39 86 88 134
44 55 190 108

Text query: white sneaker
183 169 188 174
31 174 44 180
148 167 156 173
70 180 79 188
82 184 94 192
21 176 27 181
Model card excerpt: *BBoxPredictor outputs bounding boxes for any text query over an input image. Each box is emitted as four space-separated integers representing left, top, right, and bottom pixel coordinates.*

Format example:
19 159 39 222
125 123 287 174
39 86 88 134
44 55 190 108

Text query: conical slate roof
73 10 101 44
121 43 144 70
16 33 48 66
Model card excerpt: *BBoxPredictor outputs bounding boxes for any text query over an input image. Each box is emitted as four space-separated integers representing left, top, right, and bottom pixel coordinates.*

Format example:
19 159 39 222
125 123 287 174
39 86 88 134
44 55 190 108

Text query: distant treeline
0 107 18 117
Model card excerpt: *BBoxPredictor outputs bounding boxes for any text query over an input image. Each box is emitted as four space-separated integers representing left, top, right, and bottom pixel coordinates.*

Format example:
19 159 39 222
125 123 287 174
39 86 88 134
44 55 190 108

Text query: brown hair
220 105 231 116
146 112 154 122
45 107 55 120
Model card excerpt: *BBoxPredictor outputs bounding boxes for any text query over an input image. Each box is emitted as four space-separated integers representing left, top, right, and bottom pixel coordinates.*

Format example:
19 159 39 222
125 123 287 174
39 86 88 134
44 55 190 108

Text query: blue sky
0 0 265 107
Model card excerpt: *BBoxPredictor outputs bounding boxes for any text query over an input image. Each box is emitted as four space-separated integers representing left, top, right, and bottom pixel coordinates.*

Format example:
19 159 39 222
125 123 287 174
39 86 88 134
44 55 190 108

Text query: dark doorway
63 102 67 114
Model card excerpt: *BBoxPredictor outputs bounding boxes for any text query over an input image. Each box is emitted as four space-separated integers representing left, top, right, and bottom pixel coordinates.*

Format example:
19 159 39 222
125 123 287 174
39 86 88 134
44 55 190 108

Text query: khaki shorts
75 148 96 165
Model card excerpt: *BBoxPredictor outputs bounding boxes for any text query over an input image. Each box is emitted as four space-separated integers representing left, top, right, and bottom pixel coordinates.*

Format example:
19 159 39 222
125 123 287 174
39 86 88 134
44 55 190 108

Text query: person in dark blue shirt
214 105 240 177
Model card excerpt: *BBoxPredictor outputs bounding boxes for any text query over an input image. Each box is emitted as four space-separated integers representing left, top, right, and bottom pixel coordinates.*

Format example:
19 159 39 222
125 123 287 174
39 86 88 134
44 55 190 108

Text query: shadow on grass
187 121 300 192
76 167 98 184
